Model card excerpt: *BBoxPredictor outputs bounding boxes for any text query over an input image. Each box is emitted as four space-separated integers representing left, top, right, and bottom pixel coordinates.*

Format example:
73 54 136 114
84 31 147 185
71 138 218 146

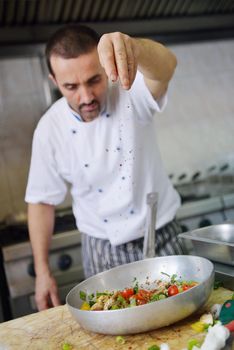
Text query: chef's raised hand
97 32 139 90
35 273 61 310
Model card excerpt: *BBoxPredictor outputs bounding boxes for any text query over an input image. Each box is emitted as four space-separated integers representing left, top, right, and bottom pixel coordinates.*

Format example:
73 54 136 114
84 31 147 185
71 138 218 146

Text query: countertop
0 288 233 350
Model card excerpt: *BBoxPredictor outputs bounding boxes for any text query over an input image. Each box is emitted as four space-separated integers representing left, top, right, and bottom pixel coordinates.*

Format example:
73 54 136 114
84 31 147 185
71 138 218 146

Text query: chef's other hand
35 272 61 310
97 32 139 90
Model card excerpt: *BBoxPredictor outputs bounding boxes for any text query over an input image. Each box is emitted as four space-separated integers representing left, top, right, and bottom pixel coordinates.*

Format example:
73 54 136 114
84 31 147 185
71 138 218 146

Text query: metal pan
66 255 214 335
179 224 234 266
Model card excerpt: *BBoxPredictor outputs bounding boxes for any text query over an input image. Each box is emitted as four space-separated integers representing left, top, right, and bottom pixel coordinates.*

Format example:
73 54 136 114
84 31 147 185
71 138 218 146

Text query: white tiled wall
0 57 47 221
154 39 234 184
0 39 234 221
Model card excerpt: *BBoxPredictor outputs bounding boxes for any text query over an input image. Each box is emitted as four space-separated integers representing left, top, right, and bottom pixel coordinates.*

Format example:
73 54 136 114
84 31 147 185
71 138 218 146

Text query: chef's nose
79 86 94 104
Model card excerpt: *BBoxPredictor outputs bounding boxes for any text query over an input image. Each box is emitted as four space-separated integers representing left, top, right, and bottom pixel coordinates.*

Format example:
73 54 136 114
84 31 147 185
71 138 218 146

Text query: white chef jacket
25 71 180 245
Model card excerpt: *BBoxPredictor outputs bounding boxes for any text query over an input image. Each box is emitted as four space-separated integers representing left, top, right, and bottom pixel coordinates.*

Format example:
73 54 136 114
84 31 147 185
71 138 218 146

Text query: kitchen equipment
179 224 234 266
143 192 158 259
66 255 214 335
0 209 84 320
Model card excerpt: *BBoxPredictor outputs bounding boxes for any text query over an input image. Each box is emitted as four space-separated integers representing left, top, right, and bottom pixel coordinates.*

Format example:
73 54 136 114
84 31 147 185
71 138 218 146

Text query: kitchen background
1 39 234 221
0 0 234 322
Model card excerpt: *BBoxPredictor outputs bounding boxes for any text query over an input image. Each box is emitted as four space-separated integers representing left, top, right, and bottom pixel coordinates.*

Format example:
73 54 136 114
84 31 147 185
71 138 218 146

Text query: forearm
135 38 177 83
28 203 55 276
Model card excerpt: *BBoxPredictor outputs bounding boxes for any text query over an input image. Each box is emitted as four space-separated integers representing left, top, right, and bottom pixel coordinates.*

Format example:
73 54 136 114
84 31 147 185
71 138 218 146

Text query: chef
25 24 184 310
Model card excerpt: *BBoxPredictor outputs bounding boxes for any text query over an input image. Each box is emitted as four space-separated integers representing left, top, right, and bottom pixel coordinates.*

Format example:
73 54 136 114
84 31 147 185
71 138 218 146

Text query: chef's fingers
50 290 61 307
124 39 138 89
35 293 50 311
111 34 131 89
98 35 118 82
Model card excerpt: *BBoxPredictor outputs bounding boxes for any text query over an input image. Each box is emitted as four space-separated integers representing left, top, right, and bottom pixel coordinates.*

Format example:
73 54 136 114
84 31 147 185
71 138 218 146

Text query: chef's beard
77 100 101 122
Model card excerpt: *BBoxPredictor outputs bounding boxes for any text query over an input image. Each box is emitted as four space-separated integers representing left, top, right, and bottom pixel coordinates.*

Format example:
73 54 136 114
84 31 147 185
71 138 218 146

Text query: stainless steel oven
0 210 84 320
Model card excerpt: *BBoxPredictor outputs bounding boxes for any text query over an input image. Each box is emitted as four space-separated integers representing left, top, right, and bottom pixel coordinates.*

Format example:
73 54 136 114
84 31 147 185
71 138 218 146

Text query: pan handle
143 192 158 259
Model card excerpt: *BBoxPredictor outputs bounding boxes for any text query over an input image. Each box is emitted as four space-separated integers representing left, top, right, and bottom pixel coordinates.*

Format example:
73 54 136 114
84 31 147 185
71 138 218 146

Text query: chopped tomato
132 289 152 305
120 288 134 299
182 285 190 291
131 294 147 306
138 289 152 300
168 285 179 296
136 299 147 305
189 282 197 287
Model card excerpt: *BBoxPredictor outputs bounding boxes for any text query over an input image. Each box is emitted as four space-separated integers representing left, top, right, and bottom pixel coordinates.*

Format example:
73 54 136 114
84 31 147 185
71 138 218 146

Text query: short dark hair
45 24 100 76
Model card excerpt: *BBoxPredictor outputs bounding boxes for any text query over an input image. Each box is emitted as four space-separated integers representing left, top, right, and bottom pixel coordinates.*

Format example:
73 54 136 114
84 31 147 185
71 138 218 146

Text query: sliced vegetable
133 277 139 294
116 335 125 344
79 290 87 301
191 321 206 333
120 288 134 299
79 273 198 311
168 285 179 297
80 301 90 310
62 343 72 350
147 345 160 350
187 338 201 350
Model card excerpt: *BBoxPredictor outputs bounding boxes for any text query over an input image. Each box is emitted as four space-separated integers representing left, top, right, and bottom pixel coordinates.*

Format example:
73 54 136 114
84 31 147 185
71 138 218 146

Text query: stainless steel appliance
178 223 234 288
179 224 234 266
0 209 84 320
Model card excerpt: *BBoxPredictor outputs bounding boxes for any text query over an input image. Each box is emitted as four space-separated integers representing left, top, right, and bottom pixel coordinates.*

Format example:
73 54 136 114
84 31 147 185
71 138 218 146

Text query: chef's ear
49 74 58 87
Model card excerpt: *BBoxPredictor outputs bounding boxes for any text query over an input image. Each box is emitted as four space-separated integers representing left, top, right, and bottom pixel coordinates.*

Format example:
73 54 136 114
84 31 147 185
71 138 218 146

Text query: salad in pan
79 273 198 311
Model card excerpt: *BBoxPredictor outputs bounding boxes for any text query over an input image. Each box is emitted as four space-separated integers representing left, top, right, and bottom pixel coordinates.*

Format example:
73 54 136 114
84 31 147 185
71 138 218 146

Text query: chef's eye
65 84 77 91
88 76 102 85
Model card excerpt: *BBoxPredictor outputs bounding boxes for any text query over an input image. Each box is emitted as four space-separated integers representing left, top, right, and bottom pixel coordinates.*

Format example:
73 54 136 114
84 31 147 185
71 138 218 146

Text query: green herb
117 295 127 307
213 281 223 290
158 294 166 300
133 277 139 294
79 291 87 301
96 292 109 297
111 304 120 310
116 335 125 344
129 297 136 307
148 345 160 350
150 294 160 302
88 293 95 300
232 293 234 300
161 272 178 284
62 343 72 350
187 338 201 350
161 271 170 278
171 274 178 283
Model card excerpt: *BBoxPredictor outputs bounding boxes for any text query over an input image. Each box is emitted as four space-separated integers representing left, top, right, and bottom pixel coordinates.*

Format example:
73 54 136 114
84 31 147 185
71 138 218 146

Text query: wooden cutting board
0 288 233 350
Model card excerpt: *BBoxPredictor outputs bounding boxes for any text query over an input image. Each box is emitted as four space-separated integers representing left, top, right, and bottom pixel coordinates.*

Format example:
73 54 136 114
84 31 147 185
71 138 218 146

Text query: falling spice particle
122 176 125 180
84 164 89 168
104 219 108 223
98 189 103 193
71 129 77 134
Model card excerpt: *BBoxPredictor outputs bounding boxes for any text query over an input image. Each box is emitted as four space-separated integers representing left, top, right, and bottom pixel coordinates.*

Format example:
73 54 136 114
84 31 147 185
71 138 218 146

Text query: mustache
79 100 98 109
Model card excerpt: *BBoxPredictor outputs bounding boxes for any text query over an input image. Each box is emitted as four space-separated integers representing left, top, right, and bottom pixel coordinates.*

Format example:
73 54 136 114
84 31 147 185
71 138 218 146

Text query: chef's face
49 49 108 122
